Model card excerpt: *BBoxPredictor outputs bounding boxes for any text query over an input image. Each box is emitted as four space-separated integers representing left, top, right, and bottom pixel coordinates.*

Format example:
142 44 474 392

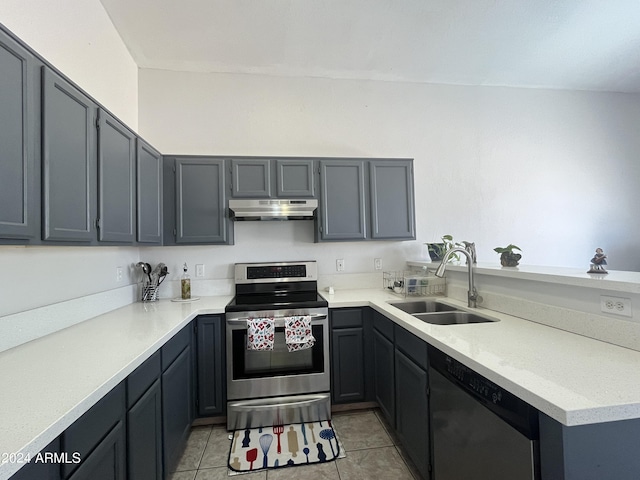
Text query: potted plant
426 235 461 262
494 244 522 267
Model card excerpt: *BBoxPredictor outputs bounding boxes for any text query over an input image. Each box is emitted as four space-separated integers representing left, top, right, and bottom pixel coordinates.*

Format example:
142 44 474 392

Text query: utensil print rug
228 420 344 474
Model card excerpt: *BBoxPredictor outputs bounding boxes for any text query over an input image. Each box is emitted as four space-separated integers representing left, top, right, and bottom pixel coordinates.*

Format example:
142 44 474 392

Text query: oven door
226 312 330 400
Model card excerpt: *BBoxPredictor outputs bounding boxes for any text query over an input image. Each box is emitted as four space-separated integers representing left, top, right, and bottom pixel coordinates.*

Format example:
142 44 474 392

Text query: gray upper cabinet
276 159 315 197
0 29 37 240
174 157 230 244
42 67 96 242
97 108 136 243
318 160 367 240
230 159 271 197
136 139 163 244
370 160 415 239
230 158 316 198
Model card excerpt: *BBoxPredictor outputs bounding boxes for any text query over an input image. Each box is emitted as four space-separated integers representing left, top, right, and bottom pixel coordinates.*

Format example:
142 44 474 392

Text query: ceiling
100 0 640 93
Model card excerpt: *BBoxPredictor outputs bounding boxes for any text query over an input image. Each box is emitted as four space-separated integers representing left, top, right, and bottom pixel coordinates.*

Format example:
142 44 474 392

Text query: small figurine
587 248 608 274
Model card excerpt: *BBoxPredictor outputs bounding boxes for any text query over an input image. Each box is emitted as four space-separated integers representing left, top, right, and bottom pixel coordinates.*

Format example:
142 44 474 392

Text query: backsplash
445 269 640 352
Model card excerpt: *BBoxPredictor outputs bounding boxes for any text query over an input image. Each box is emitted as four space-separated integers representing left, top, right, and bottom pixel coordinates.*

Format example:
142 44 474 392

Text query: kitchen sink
388 300 459 314
412 311 497 325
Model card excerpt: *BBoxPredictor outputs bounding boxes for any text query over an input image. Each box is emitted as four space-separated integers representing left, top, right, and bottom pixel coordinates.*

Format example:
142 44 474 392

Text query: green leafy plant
494 244 522 266
426 235 462 262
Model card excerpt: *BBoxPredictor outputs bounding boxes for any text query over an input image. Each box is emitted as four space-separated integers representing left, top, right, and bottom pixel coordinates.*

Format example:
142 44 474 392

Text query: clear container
181 263 191 300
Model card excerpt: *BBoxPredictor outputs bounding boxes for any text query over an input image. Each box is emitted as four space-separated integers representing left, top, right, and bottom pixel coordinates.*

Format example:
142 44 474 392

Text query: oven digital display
247 264 307 279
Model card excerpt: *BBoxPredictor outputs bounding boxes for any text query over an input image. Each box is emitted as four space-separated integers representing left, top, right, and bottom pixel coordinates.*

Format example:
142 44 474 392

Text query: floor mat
228 420 344 473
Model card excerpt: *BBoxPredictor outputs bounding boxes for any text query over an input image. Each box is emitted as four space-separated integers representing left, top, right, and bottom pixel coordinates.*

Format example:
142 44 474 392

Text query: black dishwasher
428 345 540 480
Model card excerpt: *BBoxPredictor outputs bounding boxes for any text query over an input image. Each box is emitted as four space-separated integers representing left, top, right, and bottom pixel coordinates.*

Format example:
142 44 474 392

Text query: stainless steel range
225 261 330 430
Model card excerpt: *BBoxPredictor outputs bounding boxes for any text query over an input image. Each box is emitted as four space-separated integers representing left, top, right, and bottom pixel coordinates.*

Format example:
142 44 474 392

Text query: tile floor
169 408 422 480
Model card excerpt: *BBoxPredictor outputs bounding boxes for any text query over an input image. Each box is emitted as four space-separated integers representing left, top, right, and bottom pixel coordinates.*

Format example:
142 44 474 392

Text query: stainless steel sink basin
388 300 459 314
412 311 498 325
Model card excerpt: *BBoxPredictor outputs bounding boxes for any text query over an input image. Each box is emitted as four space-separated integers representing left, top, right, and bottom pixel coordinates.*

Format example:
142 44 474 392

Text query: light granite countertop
3 288 640 478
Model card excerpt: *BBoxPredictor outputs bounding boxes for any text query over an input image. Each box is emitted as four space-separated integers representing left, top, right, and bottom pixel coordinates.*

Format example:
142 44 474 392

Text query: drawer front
395 326 427 370
162 323 191 370
331 308 363 329
373 311 394 341
127 350 161 408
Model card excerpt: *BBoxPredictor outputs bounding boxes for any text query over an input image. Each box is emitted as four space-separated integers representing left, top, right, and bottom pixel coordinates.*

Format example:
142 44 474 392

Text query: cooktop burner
225 292 328 312
225 261 327 313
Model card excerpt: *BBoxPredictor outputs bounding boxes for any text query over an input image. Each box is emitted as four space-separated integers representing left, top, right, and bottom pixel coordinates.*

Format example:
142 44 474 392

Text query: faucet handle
462 241 477 264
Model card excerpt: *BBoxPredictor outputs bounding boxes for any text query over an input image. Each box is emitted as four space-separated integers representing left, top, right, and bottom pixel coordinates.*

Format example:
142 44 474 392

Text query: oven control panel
248 264 306 279
235 261 318 283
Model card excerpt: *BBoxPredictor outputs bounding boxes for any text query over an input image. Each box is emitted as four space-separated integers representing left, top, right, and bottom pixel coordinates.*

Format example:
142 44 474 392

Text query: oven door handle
226 313 327 326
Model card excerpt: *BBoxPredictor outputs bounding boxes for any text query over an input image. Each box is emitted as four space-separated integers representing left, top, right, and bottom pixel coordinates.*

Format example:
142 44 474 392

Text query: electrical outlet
600 295 632 318
374 258 382 270
195 264 205 278
336 259 345 272
116 266 123 282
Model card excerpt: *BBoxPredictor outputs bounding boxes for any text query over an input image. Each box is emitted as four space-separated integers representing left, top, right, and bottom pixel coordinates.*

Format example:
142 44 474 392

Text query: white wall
0 0 138 128
0 1 140 317
138 69 640 278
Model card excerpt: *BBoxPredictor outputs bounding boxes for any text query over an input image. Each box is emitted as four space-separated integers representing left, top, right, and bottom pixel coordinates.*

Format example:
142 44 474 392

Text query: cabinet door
318 160 367 240
175 158 228 244
231 159 271 197
127 379 163 480
0 29 36 240
196 315 225 416
276 159 315 197
9 438 61 480
370 160 415 239
162 345 193 474
331 327 365 403
136 139 163 243
97 109 135 242
42 67 96 242
62 383 125 479
395 349 430 479
373 329 395 426
67 422 126 480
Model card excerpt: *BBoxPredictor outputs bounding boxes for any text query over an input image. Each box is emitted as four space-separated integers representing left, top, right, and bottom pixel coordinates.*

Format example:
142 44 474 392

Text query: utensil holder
142 284 159 302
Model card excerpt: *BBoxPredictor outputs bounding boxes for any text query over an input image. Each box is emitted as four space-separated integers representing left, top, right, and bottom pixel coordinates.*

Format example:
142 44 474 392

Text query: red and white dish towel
246 317 275 351
246 316 314 351
284 315 315 352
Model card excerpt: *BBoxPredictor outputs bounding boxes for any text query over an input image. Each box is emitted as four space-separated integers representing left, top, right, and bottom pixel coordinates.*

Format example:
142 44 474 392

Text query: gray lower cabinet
61 383 126 479
370 160 415 239
372 313 395 426
127 351 163 480
97 108 136 243
330 308 366 403
66 422 126 480
196 315 226 416
42 66 97 242
162 325 194 474
394 327 430 479
318 160 367 240
9 438 61 480
136 139 163 244
164 157 232 244
0 28 37 240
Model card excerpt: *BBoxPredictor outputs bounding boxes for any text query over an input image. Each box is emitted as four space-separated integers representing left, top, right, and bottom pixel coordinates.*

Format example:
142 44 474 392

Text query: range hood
229 199 318 221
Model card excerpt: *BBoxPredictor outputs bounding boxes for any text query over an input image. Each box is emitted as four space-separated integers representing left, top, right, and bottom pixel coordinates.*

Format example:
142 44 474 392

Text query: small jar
181 263 191 300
